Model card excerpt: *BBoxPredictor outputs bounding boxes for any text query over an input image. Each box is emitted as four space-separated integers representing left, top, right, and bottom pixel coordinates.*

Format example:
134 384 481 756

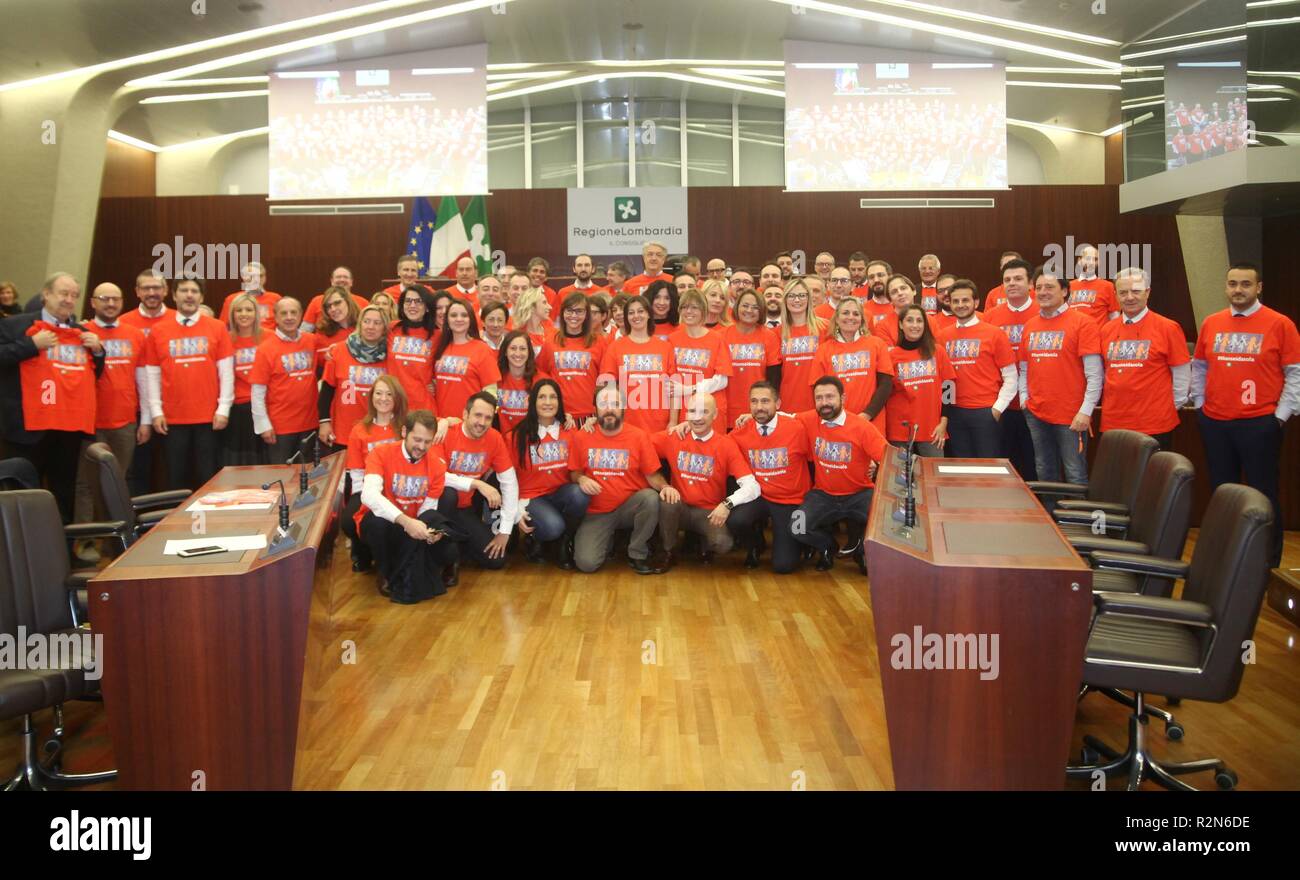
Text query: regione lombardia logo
614 196 641 223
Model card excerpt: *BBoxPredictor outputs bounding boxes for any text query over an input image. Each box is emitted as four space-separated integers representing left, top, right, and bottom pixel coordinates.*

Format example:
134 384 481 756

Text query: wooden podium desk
864 453 1093 790
89 455 345 790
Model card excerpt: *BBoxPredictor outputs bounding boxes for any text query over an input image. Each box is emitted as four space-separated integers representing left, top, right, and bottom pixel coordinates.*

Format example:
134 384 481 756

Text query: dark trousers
794 487 874 553
359 509 459 601
342 493 371 565
947 406 1003 459
127 432 158 495
729 497 803 574
7 430 85 523
1198 412 1284 566
999 408 1038 481
525 483 590 542
268 430 315 465
439 487 507 570
165 423 220 491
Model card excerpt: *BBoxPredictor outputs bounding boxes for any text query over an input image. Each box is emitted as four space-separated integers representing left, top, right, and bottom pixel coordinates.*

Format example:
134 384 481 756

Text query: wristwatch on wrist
723 499 734 511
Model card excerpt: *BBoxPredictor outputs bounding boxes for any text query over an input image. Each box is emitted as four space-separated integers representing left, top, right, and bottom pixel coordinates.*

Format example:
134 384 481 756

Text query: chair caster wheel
1080 747 1100 765
1215 769 1238 790
1165 722 1184 741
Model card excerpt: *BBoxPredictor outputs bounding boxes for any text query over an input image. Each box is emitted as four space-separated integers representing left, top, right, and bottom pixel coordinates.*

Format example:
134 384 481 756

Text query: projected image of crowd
269 103 487 198
786 98 1007 190
1164 96 1249 170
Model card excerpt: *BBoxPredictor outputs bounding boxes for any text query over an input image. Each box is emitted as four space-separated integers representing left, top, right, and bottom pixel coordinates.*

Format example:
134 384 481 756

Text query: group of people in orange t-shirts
3 242 1295 586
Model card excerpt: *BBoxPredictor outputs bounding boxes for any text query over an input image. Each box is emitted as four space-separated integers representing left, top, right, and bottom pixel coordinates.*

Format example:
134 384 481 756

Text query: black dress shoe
815 550 834 571
698 549 713 565
629 557 659 575
377 579 391 597
443 563 459 587
651 551 677 573
389 591 418 605
558 537 576 571
523 534 544 563
744 547 760 569
853 546 868 576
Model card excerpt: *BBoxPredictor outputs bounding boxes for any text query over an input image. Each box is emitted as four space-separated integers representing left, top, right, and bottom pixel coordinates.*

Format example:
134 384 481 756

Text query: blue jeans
526 482 591 542
1024 410 1088 485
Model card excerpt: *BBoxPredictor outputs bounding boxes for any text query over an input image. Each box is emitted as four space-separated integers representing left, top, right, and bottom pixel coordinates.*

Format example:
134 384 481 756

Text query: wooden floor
8 531 1299 791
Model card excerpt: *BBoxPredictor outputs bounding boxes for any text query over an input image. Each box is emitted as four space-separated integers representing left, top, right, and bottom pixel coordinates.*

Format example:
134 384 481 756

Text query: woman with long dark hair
508 378 590 568
432 298 499 419
607 293 631 339
496 329 539 437
886 303 955 457
599 293 678 432
537 292 607 429
647 279 680 341
313 286 359 364
388 285 437 411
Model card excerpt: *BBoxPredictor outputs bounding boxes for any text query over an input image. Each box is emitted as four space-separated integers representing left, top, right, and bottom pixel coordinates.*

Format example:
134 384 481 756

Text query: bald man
652 393 760 569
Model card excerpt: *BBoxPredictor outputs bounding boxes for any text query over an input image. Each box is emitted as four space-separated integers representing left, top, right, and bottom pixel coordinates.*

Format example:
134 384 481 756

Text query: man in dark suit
0 272 105 521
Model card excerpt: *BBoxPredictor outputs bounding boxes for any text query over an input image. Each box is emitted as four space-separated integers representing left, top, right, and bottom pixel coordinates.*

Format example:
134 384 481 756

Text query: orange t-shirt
983 300 1040 411
669 327 733 428
220 290 282 331
388 326 436 411
441 425 512 508
797 410 888 496
862 299 894 330
119 306 171 337
720 325 781 431
1195 304 1300 420
624 273 673 297
1100 311 1189 434
357 441 448 531
321 342 387 444
303 291 369 328
248 332 320 434
556 283 608 299
1067 278 1119 327
814 302 836 323
778 324 823 414
729 413 812 505
509 424 579 500
567 423 662 514
346 420 400 474
600 334 677 433
814 334 893 431
919 286 940 314
652 321 678 343
1019 308 1103 426
652 429 752 509
538 334 610 420
20 323 97 434
495 371 533 437
89 321 147 430
232 335 259 404
885 345 957 442
313 326 351 364
145 314 234 425
938 320 1016 409
433 338 501 420
985 284 1007 311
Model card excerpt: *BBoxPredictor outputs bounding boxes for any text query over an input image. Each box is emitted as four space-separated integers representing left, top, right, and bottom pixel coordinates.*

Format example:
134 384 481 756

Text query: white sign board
566 187 689 255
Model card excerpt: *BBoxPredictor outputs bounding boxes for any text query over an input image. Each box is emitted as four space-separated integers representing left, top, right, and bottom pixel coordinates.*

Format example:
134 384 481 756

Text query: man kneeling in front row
357 409 469 604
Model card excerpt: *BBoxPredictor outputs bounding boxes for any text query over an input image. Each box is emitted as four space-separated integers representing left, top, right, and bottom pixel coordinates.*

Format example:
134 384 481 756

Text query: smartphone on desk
177 545 226 558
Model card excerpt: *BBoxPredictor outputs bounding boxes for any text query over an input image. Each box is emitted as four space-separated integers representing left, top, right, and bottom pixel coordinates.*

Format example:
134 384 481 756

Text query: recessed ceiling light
623 22 644 31
237 2 264 11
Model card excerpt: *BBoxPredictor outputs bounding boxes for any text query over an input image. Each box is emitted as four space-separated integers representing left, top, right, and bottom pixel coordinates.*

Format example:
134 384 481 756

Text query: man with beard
775 252 795 281
557 253 607 299
848 251 869 294
861 259 894 330
792 376 888 574
983 258 1040 480
762 285 784 330
569 385 670 574
758 263 783 294
937 279 1017 459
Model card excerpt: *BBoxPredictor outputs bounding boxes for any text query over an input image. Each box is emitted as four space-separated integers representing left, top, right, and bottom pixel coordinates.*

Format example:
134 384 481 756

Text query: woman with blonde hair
318 304 390 450
814 296 894 432
224 292 264 465
700 278 732 329
368 290 397 323
513 287 552 354
669 288 733 427
777 278 824 413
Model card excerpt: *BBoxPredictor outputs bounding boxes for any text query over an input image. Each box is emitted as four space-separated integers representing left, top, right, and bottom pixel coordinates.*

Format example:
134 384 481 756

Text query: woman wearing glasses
777 278 825 414
387 286 437 412
814 297 894 434
538 293 607 429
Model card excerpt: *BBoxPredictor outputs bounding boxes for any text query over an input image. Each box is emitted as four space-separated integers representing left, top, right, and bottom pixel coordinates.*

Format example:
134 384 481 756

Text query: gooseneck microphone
261 479 291 534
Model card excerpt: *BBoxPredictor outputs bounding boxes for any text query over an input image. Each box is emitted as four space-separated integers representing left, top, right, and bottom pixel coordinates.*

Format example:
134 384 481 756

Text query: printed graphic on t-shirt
554 350 592 371
168 336 210 357
729 342 765 363
782 335 818 357
48 345 89 366
448 450 487 475
530 439 569 466
1211 332 1264 356
1027 330 1065 353
235 346 257 366
920 295 938 312
347 364 383 387
674 347 711 369
897 358 937 380
946 338 981 360
748 447 790 470
1003 324 1026 346
831 351 871 374
1069 289 1097 305
281 350 314 373
391 473 427 499
437 355 470 376
676 451 716 479
103 339 134 361
622 353 665 373
391 336 432 358
588 447 630 470
815 437 853 464
498 387 529 411
1107 339 1152 361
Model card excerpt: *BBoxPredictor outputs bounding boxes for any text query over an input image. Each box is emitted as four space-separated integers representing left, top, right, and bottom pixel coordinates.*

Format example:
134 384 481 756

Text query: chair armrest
131 489 191 512
1055 510 1131 532
64 521 129 540
1026 480 1088 497
1057 499 1129 514
1069 536 1150 555
1089 550 1189 580
65 571 95 627
136 509 170 532
1095 592 1214 627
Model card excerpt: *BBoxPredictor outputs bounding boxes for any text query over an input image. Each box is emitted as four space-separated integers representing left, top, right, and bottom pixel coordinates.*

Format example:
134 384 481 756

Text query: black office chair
1066 484 1273 790
1028 429 1158 515
1 490 117 790
0 458 38 491
82 442 189 552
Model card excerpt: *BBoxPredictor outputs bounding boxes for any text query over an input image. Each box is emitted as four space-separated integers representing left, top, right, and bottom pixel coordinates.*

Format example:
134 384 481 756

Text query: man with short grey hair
623 241 672 296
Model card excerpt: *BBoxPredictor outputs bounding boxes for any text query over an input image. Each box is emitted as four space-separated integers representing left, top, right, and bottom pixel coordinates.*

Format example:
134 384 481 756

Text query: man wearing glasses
729 271 755 307
931 274 960 333
706 258 728 282
828 267 856 311
814 252 836 282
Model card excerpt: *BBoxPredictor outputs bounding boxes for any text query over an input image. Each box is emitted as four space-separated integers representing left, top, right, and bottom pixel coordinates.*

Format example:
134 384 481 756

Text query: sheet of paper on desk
163 535 269 555
936 465 1010 475
187 489 278 511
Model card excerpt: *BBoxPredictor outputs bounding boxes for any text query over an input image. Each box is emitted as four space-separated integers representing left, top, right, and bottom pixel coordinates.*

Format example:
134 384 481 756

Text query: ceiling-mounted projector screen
268 44 487 199
783 41 1007 192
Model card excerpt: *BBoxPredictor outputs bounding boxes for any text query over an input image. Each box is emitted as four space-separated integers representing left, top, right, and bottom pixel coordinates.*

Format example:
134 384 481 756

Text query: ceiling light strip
1120 35 1247 60
140 89 268 104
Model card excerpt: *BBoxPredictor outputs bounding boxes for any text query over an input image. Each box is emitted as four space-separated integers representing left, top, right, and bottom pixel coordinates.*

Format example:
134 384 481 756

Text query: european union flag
405 197 437 276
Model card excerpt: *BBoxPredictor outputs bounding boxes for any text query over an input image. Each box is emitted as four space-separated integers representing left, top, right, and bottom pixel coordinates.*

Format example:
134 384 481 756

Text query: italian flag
427 196 470 278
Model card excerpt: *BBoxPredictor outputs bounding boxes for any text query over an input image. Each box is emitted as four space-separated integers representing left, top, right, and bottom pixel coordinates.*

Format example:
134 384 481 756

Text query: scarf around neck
346 329 386 363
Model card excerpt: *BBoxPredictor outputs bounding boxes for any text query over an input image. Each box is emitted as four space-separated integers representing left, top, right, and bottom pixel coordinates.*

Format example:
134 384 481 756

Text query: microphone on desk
903 421 919 528
286 432 320 508
308 430 328 479
261 479 298 554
